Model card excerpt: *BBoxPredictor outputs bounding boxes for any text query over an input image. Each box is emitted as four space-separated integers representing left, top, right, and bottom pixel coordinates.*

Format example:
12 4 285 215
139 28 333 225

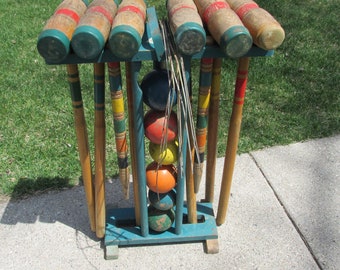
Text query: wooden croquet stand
44 7 273 259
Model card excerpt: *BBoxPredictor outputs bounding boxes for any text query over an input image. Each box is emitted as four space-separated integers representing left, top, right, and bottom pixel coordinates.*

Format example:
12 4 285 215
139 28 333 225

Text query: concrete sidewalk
0 135 339 270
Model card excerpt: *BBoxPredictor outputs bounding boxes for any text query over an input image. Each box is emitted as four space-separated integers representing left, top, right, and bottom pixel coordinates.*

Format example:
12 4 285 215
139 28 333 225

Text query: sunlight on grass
0 0 339 197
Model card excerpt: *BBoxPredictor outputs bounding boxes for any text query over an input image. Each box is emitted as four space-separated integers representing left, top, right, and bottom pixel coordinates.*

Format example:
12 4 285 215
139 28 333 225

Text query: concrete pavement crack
249 153 323 270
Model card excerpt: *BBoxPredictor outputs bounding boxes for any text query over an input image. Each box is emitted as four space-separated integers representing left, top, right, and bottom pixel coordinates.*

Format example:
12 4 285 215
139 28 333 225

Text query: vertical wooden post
216 57 250 226
127 62 149 236
205 58 222 202
108 62 130 199
66 64 96 232
126 62 140 226
94 63 106 238
194 58 213 193
186 143 197 224
176 56 191 233
186 68 197 223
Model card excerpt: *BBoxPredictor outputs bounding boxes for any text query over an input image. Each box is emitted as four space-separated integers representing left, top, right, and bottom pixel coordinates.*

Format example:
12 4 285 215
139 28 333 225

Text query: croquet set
37 0 284 259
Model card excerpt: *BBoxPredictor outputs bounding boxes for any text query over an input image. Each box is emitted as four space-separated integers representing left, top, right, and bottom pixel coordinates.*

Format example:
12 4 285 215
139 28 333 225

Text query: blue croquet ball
148 189 176 210
141 69 176 111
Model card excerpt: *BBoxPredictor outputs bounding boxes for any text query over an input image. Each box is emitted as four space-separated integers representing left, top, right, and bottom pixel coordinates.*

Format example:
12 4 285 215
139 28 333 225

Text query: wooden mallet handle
66 64 96 232
94 63 106 238
216 57 250 226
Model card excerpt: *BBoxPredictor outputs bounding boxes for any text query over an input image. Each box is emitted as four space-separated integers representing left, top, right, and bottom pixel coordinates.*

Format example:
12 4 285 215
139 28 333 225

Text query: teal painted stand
42 6 274 260
105 202 218 259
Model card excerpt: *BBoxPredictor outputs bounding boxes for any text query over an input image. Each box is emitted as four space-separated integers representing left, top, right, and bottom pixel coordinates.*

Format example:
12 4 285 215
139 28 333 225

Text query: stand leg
105 245 119 260
204 238 219 254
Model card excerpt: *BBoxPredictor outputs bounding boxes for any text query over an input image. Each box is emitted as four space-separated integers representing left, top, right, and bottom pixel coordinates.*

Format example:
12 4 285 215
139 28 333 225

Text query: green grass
0 0 339 198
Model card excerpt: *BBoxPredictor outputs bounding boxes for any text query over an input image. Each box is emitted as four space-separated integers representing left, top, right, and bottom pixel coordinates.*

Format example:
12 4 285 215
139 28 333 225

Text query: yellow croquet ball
149 140 178 165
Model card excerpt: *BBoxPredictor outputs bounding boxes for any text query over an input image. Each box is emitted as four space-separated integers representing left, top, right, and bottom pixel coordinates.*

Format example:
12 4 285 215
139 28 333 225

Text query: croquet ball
141 69 177 111
146 162 177 193
148 206 175 232
149 140 178 165
144 110 177 144
148 189 176 211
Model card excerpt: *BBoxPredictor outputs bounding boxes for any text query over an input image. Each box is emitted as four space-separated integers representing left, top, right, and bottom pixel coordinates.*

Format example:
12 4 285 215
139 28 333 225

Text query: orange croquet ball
146 162 177 193
144 110 177 144
149 140 178 165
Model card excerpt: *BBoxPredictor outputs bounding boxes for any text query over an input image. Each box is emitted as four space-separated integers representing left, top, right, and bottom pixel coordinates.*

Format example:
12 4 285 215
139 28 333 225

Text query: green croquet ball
148 206 175 232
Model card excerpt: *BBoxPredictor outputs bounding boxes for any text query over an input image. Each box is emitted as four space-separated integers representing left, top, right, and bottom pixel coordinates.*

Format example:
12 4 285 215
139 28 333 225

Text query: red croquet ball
146 162 177 193
144 110 177 144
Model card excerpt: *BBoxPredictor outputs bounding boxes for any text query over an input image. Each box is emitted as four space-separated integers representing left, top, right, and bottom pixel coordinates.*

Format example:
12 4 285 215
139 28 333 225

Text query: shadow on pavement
0 177 135 240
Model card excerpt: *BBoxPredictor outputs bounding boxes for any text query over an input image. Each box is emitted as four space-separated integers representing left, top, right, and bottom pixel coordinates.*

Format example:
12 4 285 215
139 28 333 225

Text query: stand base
104 202 218 259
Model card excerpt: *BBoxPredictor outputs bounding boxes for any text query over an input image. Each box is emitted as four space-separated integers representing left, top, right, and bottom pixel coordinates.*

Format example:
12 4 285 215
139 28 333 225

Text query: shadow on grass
10 176 74 199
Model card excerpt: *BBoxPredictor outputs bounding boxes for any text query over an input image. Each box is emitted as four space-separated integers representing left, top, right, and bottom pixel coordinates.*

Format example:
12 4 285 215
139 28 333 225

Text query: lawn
0 0 339 197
